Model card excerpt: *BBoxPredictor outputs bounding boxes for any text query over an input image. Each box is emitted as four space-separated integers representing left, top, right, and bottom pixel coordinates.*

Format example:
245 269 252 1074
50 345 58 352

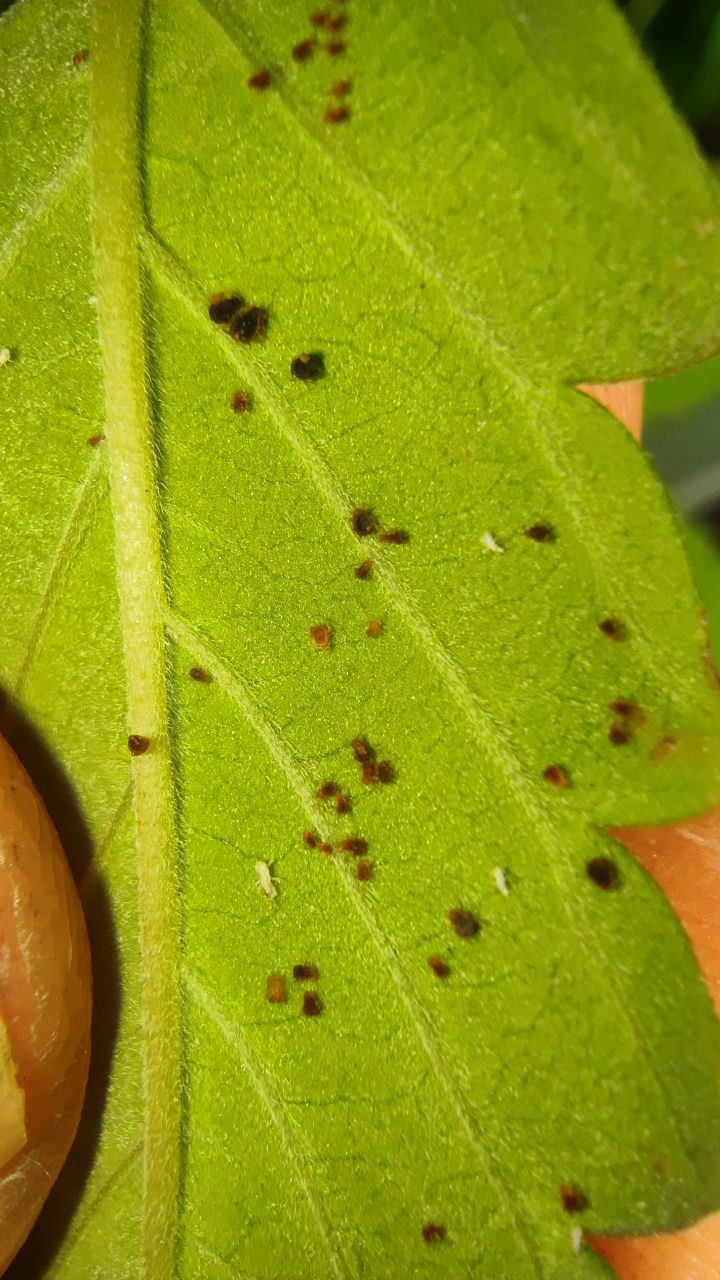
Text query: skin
582 380 720 1280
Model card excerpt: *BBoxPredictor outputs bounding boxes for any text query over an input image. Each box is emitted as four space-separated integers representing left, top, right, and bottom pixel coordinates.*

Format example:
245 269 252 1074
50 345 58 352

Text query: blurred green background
620 0 720 630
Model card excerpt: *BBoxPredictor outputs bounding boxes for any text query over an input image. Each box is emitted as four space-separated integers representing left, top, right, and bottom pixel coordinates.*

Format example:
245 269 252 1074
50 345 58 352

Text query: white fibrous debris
481 531 504 553
493 867 509 896
571 1226 583 1256
255 860 277 900
0 348 12 368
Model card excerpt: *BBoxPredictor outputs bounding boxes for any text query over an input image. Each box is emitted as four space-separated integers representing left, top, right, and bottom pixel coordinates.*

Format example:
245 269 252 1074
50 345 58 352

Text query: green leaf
3 2 720 1277
686 523 720 662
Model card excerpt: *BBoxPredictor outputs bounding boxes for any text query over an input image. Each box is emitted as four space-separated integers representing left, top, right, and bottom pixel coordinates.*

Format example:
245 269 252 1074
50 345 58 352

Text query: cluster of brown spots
543 763 570 789
599 617 625 641
292 38 315 62
265 974 287 1003
355 559 372 579
189 667 212 683
208 293 244 325
324 104 350 125
525 523 555 543
351 508 378 537
310 622 332 650
356 859 372 881
560 1186 589 1214
339 836 367 856
317 780 339 800
247 68 271 90
87 434 104 447
427 955 450 979
422 1223 445 1244
335 794 351 815
127 734 150 756
293 964 319 981
303 991 323 1016
366 619 382 639
448 908 479 939
586 857 621 891
329 79 351 98
291 351 325 381
230 305 268 343
231 390 251 413
379 529 410 545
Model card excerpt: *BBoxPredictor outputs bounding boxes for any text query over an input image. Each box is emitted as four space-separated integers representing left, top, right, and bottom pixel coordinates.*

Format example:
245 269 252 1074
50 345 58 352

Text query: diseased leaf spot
543 763 570 789
317 779 339 800
366 618 383 638
265 974 287 1003
609 723 630 746
356 859 372 881
354 559 373 579
326 39 347 55
229 305 268 344
189 666 212 683
351 508 378 537
586 857 621 891
427 955 450 979
208 293 244 325
324 105 350 125
651 733 678 762
560 1185 589 1214
303 830 318 848
310 10 330 27
376 760 395 784
599 617 625 641
291 351 325 380
422 1223 446 1244
609 699 644 725
339 836 367 856
448 908 479 938
127 734 150 756
525 523 556 543
292 38 315 62
293 964 319 981
87 434 104 447
310 622 332 650
71 48 89 68
379 529 410 544
231 390 251 413
361 760 377 785
318 841 335 855
247 68 271 90
329 78 351 97
351 736 375 763
335 794 351 815
326 13 347 30
302 991 323 1016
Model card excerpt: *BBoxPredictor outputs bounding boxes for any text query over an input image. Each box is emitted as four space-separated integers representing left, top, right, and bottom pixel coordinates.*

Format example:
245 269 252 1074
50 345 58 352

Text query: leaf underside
2 1 720 1277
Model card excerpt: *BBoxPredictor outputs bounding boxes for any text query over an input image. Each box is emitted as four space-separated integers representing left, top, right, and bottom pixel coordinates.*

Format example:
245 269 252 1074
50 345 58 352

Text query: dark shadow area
1 695 122 1278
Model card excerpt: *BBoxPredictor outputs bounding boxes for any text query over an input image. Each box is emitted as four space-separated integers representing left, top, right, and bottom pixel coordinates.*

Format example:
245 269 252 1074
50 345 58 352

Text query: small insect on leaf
291 352 325 381
71 48 89 67
127 734 150 756
560 1185 589 1214
361 760 377 785
448 908 479 938
265 974 287 1004
302 992 323 1017
208 293 244 325
310 622 332 650
318 842 334 855
0 347 12 368
335 794 351 815
247 68 271 90
303 830 319 848
609 723 631 745
255 860 278 900
493 867 510 896
422 1224 445 1244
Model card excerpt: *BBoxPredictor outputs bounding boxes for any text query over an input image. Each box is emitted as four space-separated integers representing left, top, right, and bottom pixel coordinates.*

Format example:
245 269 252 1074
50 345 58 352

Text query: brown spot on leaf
586 857 621 891
354 560 373 580
310 9 330 26
599 617 625 641
543 764 570 789
361 760 377 785
87 434 104 447
379 529 409 544
291 352 325 380
302 991 323 1016
303 831 319 848
335 794 351 815
329 79 351 97
560 1185 588 1214
318 842 335 855
326 39 346 55
366 619 382 639
292 38 315 62
248 68 271 90
208 293 244 324
609 723 630 746
265 974 287 1003
376 760 394 784
127 735 150 756
231 390 251 413
351 737 375 762
293 964 319 981
72 48 89 67
326 13 347 30
310 623 332 650
525 523 555 543
339 836 367 857
422 1224 445 1244
351 508 378 537
324 105 350 125
427 955 450 979
317 780 339 800
189 667 212 683
651 733 678 763
229 305 268 344
356 859 372 881
448 908 479 938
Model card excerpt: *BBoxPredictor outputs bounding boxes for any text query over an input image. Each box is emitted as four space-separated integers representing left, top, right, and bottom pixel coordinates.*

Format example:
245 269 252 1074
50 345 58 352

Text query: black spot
351 508 378 537
525 523 555 543
560 1185 588 1214
448 908 479 938
599 617 625 641
609 723 630 746
229 305 268 344
208 293 244 324
302 991 323 1016
293 964 319 981
127 734 150 756
586 857 621 891
291 351 325 381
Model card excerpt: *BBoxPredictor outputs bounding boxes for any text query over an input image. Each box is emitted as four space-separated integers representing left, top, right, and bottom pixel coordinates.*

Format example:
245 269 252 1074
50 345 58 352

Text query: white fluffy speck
493 867 509 896
481 531 503 553
571 1226 583 1255
0 348 11 367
